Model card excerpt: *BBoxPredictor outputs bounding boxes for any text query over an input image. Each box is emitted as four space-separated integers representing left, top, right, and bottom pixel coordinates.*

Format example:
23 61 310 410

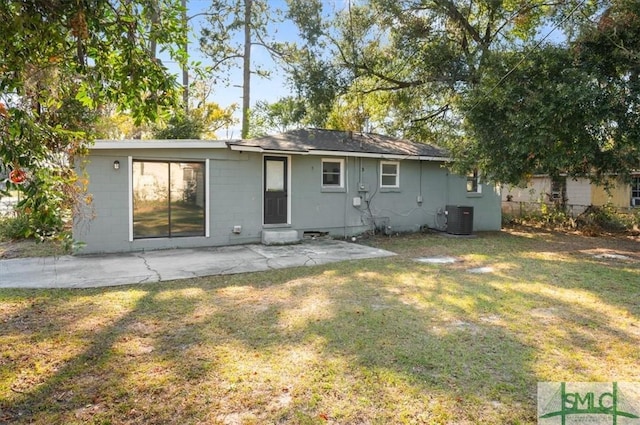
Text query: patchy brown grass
0 239 70 259
1 228 639 424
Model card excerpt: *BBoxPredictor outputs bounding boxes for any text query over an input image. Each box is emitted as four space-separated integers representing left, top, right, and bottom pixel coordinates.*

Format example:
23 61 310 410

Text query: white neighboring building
502 175 640 215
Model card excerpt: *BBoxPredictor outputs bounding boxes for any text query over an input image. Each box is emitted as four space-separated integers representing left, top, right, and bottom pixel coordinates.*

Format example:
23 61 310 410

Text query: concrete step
261 229 300 245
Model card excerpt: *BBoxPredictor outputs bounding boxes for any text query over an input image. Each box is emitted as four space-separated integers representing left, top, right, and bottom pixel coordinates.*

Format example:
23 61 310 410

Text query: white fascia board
421 156 452 162
227 144 309 155
228 144 262 152
91 140 230 150
227 145 450 161
307 150 450 162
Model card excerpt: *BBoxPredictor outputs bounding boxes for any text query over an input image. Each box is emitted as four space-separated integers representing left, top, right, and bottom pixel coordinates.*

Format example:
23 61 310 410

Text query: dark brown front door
264 156 288 224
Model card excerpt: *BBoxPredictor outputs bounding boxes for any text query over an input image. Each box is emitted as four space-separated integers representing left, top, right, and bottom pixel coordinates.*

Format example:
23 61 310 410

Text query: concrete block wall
289 156 501 236
75 148 266 254
74 155 131 253
209 153 263 245
446 174 502 232
74 146 502 254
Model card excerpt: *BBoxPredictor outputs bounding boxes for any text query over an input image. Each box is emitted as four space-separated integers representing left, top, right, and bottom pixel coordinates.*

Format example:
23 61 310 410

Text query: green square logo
538 382 640 424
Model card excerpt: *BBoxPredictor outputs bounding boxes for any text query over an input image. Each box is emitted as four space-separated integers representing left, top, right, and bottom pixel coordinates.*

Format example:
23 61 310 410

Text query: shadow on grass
1 269 536 423
1 230 639 424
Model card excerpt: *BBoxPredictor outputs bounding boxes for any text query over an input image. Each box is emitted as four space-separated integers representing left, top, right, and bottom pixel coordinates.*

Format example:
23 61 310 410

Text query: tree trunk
241 0 252 139
149 0 159 58
182 0 189 112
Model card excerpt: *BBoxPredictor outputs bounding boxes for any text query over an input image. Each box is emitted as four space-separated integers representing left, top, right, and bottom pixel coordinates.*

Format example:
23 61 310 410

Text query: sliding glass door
132 160 205 239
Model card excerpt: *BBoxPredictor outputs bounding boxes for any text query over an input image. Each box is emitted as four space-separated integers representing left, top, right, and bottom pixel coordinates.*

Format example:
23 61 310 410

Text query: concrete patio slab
0 240 395 289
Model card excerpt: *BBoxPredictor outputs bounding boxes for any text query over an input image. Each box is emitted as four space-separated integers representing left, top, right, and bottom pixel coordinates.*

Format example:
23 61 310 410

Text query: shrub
576 204 631 232
0 214 31 240
504 202 639 235
508 203 575 229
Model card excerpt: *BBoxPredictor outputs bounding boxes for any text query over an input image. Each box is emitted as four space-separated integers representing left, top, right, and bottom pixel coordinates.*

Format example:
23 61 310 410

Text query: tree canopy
457 45 619 184
248 97 305 137
457 0 640 185
153 102 238 139
282 0 638 185
199 0 283 138
2 0 639 242
0 0 186 240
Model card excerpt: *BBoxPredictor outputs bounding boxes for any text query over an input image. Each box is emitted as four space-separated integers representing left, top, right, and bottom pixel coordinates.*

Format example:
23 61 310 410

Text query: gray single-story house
73 129 501 254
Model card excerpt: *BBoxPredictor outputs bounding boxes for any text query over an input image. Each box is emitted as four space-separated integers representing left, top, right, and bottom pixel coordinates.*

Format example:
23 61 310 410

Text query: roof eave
91 140 230 149
298 149 449 161
227 144 309 155
228 144 449 161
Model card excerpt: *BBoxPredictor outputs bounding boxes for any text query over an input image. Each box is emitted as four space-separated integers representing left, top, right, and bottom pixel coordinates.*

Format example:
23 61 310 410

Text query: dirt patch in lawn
504 224 639 249
504 225 640 263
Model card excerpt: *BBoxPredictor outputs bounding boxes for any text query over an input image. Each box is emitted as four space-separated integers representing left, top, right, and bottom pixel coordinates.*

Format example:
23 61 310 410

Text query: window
550 176 566 203
632 176 640 207
322 159 344 188
132 160 205 239
380 161 399 188
466 169 481 193
266 159 285 192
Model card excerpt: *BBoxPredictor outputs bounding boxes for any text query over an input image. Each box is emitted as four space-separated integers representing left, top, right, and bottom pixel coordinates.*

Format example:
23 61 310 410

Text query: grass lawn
1 227 639 424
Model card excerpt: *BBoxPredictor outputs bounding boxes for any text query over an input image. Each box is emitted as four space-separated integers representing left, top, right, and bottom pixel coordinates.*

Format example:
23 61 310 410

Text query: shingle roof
228 128 449 160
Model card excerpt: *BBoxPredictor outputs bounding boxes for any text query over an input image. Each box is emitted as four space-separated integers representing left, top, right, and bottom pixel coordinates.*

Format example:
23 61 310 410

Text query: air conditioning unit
446 205 474 235
632 197 640 207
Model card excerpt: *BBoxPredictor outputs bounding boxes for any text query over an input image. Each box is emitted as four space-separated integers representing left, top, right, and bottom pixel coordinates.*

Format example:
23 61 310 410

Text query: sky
173 1 566 138
165 0 347 138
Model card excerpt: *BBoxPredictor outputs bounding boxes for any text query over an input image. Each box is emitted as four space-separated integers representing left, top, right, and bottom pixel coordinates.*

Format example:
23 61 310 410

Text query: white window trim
631 176 640 207
380 160 400 188
128 157 209 240
205 159 210 237
262 154 292 226
128 156 133 242
321 158 345 188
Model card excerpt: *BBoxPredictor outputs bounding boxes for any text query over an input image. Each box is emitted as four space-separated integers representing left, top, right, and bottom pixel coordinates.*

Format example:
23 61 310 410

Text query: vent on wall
446 205 474 235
